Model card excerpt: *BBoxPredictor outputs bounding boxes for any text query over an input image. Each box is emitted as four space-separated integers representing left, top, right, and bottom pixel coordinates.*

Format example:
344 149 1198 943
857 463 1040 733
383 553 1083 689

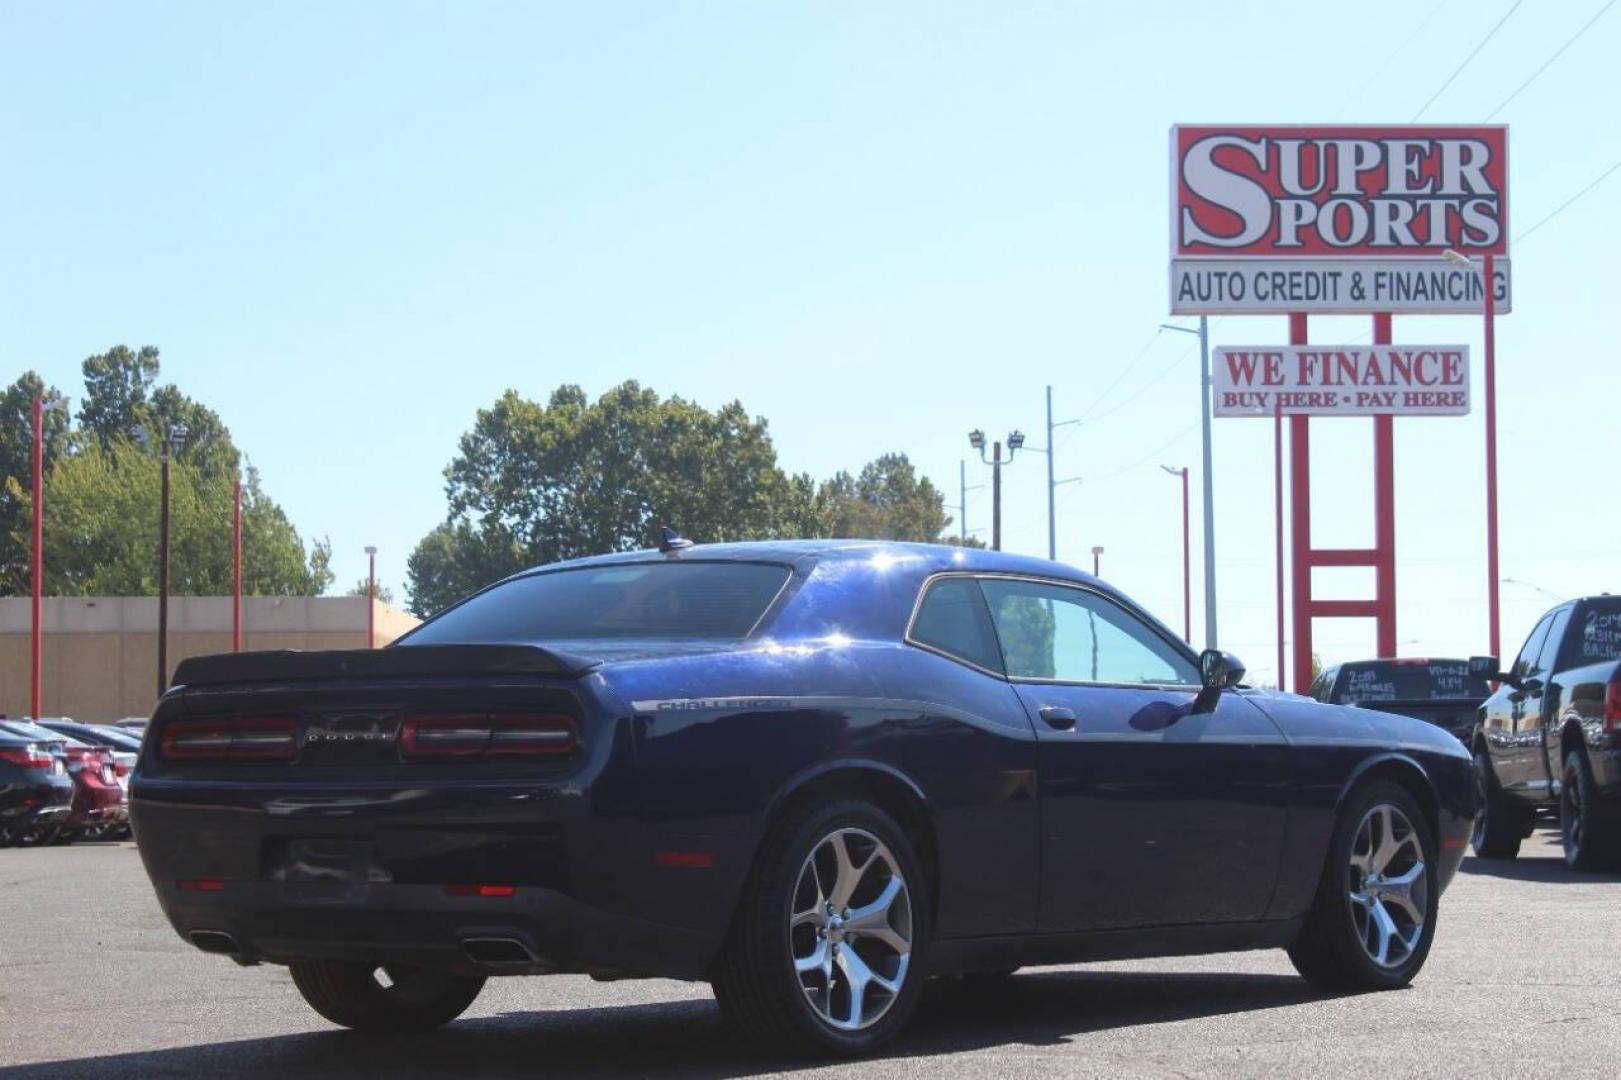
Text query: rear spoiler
170 644 601 689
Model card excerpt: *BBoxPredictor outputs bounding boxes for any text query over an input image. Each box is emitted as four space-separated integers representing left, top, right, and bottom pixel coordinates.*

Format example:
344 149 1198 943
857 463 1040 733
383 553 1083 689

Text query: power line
1485 0 1616 120
1410 0 1525 121
1336 0 1450 119
1078 329 1166 423
1515 156 1621 243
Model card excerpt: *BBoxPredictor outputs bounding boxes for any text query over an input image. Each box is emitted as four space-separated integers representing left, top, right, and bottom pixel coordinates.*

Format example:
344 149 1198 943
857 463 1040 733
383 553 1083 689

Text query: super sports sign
1170 125 1510 314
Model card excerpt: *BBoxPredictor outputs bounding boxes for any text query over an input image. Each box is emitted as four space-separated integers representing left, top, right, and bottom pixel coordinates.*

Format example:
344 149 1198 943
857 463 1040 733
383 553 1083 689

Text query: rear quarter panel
597 639 1042 941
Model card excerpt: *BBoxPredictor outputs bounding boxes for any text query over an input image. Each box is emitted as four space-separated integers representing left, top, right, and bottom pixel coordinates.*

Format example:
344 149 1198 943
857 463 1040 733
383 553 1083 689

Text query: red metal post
30 398 43 720
1483 252 1500 660
1372 312 1397 658
1179 467 1191 643
1274 399 1285 692
1288 314 1312 694
232 479 242 652
367 550 377 648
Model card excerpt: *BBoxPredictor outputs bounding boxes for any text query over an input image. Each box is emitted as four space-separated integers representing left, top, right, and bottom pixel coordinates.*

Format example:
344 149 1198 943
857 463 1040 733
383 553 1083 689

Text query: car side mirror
1193 649 1246 714
1470 654 1523 689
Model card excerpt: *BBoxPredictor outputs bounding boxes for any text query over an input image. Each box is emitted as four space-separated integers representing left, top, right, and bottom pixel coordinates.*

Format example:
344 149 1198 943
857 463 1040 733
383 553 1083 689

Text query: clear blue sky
4 1 1617 684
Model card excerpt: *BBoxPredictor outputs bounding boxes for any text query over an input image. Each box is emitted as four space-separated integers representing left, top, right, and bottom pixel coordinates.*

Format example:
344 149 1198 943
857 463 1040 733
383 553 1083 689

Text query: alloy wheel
1346 803 1428 969
789 827 913 1031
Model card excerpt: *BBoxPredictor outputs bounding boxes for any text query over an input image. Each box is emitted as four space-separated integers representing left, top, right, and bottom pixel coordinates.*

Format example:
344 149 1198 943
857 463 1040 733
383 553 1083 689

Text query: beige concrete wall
0 596 420 723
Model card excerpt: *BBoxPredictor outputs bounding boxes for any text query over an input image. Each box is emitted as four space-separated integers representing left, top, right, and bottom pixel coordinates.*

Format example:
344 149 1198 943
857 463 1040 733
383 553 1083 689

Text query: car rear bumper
153 878 712 978
0 782 73 834
131 773 720 980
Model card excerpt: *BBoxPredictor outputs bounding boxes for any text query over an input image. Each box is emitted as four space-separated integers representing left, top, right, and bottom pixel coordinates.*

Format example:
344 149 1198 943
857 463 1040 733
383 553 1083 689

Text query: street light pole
364 545 378 648
968 429 1024 553
30 399 43 720
1161 318 1217 646
1091 545 1104 577
138 423 189 698
1038 386 1082 561
1162 465 1191 642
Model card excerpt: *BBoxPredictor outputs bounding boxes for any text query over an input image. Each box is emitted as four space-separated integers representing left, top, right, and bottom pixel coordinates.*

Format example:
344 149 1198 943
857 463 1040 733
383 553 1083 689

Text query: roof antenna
658 525 693 553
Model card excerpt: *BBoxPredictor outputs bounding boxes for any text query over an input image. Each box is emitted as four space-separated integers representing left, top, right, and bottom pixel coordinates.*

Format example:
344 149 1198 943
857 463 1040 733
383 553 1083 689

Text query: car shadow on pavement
1 969 1329 1079
1458 854 1621 884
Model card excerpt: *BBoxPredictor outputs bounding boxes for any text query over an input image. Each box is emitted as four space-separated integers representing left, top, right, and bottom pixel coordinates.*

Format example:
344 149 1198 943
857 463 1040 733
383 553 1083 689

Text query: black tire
288 959 485 1033
1288 781 1439 992
1471 750 1527 859
1560 750 1621 872
13 821 63 848
711 799 930 1057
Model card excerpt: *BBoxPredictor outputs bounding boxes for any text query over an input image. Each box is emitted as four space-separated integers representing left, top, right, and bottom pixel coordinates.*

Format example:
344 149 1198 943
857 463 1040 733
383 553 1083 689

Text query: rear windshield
1332 661 1489 703
1573 599 1621 665
403 561 792 644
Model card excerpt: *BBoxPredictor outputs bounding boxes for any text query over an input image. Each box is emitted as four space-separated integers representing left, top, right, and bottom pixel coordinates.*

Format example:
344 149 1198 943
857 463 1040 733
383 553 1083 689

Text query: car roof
515 539 1108 588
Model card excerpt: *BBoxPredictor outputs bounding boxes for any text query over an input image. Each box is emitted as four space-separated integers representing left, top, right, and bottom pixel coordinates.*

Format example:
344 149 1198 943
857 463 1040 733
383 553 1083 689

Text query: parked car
113 718 148 734
0 728 74 845
133 540 1474 1056
1472 595 1621 870
0 720 126 842
1309 658 1493 744
36 720 139 837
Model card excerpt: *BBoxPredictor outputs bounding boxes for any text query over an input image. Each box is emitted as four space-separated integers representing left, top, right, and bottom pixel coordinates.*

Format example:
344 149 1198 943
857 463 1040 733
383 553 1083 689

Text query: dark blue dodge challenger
132 539 1474 1055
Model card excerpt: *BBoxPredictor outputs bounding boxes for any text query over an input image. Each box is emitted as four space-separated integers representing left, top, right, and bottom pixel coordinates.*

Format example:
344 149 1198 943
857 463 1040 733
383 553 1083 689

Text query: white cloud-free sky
3 1 1616 685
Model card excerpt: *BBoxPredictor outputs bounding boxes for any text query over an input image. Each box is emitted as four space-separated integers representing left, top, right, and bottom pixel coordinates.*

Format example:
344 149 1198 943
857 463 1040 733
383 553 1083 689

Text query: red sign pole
30 397 44 720
1274 399 1285 691
1288 315 1312 694
1483 251 1500 661
1372 312 1397 658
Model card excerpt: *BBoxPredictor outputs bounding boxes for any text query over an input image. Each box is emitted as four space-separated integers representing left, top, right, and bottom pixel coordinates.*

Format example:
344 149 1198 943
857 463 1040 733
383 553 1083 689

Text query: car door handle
1038 706 1077 731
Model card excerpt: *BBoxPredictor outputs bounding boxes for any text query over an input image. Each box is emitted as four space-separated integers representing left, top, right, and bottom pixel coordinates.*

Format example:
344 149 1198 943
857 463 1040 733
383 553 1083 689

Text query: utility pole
969 429 1025 552
944 460 984 546
1161 316 1217 646
1037 386 1082 561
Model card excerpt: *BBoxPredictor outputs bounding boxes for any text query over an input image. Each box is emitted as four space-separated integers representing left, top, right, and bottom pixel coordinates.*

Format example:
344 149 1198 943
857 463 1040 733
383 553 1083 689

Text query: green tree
0 373 72 594
77 345 239 481
3 345 330 598
23 440 332 596
346 577 396 605
817 453 950 542
407 381 815 616
406 385 958 618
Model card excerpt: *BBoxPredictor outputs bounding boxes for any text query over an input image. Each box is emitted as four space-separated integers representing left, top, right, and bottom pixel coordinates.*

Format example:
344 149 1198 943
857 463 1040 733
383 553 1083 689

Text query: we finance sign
1213 345 1471 418
1170 126 1510 314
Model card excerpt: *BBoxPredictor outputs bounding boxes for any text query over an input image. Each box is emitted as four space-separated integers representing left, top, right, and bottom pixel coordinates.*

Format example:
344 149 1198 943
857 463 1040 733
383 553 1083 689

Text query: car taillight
401 713 576 759
160 718 297 761
1605 682 1621 734
0 744 53 770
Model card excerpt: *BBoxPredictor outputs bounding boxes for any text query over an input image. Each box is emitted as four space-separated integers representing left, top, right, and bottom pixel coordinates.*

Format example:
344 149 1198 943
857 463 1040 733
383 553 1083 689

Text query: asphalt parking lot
2 833 1618 1079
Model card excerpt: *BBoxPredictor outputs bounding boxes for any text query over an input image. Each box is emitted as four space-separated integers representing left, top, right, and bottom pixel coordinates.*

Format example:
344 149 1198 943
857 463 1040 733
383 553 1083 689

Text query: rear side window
1573 600 1621 665
910 578 1004 674
403 562 791 644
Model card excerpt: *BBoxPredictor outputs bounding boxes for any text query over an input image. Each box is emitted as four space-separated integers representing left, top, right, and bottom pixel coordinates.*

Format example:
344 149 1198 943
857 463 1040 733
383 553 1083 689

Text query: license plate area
266 838 391 901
